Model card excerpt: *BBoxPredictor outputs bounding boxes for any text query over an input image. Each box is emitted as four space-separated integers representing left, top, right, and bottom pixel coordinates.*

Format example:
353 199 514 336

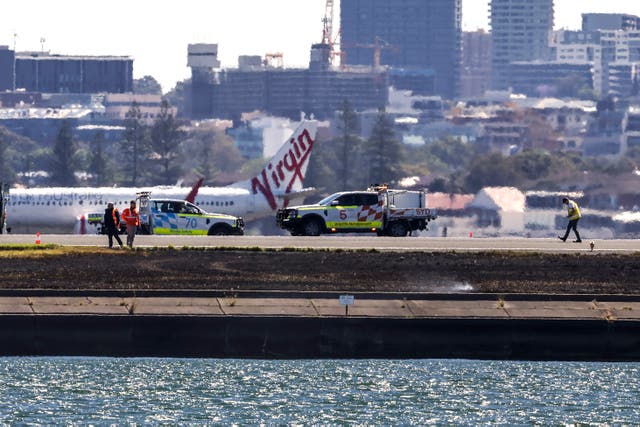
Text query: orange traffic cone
35 232 41 245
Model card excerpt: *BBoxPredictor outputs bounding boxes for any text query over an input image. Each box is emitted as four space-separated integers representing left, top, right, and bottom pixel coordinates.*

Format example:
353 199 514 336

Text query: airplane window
230 201 234 206
47 201 50 206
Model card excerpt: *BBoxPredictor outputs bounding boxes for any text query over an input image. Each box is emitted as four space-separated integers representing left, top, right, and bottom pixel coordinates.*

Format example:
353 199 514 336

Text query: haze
1 0 638 92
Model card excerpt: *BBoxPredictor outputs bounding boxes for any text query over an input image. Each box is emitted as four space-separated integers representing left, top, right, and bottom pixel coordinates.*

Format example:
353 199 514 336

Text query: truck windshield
317 194 339 206
182 202 201 214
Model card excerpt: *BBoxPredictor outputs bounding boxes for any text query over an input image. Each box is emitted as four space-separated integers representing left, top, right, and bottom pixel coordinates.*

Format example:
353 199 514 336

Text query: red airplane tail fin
185 178 204 203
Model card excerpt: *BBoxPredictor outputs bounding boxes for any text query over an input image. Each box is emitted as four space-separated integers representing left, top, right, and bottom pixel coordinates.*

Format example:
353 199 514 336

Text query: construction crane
318 0 344 68
343 36 396 70
263 52 284 68
321 0 334 46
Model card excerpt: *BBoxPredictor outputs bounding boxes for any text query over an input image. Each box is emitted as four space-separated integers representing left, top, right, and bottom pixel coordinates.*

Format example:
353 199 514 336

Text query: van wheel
302 217 323 236
388 221 408 237
208 224 232 236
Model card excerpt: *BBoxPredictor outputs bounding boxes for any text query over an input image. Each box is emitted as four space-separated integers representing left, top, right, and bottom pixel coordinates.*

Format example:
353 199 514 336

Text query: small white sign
339 295 355 306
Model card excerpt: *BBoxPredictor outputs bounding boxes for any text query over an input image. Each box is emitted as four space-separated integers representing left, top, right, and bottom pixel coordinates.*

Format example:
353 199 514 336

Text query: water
0 358 637 425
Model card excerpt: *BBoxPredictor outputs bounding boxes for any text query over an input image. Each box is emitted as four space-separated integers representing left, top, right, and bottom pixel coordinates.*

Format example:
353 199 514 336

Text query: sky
1 0 639 93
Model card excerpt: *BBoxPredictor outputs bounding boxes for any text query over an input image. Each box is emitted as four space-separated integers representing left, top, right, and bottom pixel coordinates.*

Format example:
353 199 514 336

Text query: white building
466 186 526 235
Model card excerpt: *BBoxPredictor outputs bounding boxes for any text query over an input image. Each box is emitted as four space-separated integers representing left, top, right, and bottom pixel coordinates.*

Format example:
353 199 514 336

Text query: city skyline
1 0 639 93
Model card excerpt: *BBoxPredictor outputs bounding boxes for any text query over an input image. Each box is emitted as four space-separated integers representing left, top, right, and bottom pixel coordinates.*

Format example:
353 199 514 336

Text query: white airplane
5 120 318 234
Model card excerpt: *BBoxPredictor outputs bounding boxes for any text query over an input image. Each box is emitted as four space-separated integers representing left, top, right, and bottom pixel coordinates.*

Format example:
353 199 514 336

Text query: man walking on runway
559 197 582 243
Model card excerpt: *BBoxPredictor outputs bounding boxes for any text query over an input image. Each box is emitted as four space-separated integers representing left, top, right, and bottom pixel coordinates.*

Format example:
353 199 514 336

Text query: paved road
1 233 639 253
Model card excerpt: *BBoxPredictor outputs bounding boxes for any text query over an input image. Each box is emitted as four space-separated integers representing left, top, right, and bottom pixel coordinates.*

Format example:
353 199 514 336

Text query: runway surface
1 234 639 253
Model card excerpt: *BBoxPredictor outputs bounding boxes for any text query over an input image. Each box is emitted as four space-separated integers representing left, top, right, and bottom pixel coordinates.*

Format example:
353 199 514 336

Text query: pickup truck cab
276 187 436 237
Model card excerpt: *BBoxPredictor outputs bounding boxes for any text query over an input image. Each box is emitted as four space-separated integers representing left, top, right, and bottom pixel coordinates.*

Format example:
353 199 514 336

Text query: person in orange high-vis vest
121 200 140 247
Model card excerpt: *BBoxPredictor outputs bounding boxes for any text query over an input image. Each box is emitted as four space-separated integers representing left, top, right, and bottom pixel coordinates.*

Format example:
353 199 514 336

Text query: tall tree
463 152 521 193
50 120 76 186
150 100 185 185
164 79 190 118
120 102 149 186
306 140 339 193
0 133 12 184
335 99 363 190
133 75 162 95
88 130 114 186
364 109 404 186
180 123 244 185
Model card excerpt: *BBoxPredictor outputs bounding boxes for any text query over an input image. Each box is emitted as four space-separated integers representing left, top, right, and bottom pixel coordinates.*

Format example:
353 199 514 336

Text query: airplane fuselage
5 185 309 233
4 120 318 234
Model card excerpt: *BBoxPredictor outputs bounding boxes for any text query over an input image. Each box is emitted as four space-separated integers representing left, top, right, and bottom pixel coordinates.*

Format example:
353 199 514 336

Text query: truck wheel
388 221 408 237
208 224 232 236
302 217 323 236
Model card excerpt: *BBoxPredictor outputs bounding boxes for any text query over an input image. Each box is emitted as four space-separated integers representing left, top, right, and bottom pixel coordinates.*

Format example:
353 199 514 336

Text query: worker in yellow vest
559 197 582 243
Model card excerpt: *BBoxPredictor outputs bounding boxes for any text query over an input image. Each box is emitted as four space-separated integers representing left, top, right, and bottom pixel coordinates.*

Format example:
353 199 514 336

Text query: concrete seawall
0 291 638 360
1 315 638 360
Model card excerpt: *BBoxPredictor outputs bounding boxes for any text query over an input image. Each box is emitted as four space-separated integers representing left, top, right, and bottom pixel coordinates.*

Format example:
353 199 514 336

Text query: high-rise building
340 0 461 99
188 44 221 118
0 46 14 91
582 13 640 32
546 28 640 98
187 42 389 121
461 30 492 98
490 0 554 90
14 53 133 94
